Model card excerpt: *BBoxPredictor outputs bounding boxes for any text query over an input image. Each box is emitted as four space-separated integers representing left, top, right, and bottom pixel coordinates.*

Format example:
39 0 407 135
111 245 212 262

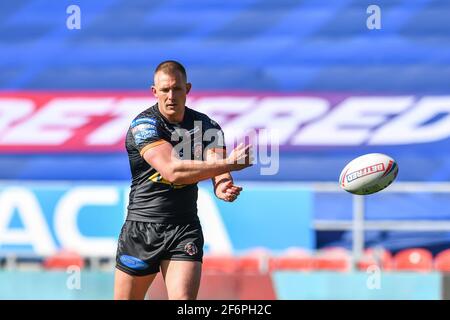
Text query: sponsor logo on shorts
346 163 385 183
184 242 198 256
119 255 149 270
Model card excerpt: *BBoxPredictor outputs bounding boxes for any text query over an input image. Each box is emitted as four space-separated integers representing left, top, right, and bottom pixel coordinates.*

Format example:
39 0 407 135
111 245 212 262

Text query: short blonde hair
154 60 187 82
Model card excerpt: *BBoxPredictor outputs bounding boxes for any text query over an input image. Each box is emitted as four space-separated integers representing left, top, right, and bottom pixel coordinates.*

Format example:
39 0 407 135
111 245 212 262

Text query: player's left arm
206 148 243 202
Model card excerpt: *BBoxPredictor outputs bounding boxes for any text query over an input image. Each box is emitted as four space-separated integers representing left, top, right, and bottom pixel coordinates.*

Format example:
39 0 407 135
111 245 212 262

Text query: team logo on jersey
184 242 198 256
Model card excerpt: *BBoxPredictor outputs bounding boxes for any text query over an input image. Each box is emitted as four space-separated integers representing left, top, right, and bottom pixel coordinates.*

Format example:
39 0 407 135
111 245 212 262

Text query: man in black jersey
114 60 252 300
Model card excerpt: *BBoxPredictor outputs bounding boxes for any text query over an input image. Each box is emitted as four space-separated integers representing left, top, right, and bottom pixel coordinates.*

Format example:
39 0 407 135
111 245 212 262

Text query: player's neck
158 105 185 124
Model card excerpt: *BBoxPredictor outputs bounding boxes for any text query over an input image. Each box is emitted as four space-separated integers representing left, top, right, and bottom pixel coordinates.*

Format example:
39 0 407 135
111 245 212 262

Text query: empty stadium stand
434 248 450 272
393 248 434 272
0 0 449 93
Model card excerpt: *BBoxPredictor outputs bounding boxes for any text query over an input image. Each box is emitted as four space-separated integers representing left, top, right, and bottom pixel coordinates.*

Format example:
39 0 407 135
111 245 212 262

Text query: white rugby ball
339 153 399 195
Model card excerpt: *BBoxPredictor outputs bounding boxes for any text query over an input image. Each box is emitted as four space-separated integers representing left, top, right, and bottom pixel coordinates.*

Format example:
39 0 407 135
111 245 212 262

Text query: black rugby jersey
125 103 225 223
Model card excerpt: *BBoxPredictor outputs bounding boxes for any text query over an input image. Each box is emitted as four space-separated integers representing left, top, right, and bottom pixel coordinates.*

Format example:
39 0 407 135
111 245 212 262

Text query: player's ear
151 85 157 97
186 82 192 95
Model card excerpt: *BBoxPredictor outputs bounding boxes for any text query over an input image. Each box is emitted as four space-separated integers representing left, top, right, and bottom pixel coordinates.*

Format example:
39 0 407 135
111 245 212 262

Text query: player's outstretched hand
227 143 253 171
214 179 243 202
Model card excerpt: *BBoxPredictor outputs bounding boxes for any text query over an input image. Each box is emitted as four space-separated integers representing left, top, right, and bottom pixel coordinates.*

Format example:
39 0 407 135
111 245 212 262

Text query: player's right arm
142 142 252 185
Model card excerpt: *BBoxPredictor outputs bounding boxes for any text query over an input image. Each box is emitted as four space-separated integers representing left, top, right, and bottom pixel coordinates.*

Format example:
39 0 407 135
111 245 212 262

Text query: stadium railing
311 182 450 270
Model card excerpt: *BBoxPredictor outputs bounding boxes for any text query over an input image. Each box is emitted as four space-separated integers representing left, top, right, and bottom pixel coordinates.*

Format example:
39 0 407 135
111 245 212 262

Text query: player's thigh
160 260 202 300
114 221 165 300
114 268 157 300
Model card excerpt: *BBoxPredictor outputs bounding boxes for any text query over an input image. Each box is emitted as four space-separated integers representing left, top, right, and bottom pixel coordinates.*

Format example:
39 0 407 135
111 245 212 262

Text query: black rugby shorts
115 221 204 276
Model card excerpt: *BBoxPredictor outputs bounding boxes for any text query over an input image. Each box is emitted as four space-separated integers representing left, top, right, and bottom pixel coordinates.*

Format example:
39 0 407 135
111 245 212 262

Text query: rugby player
114 60 252 300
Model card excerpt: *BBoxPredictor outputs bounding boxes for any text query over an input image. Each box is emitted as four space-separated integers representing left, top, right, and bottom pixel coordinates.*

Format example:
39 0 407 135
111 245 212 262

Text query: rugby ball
339 153 399 195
